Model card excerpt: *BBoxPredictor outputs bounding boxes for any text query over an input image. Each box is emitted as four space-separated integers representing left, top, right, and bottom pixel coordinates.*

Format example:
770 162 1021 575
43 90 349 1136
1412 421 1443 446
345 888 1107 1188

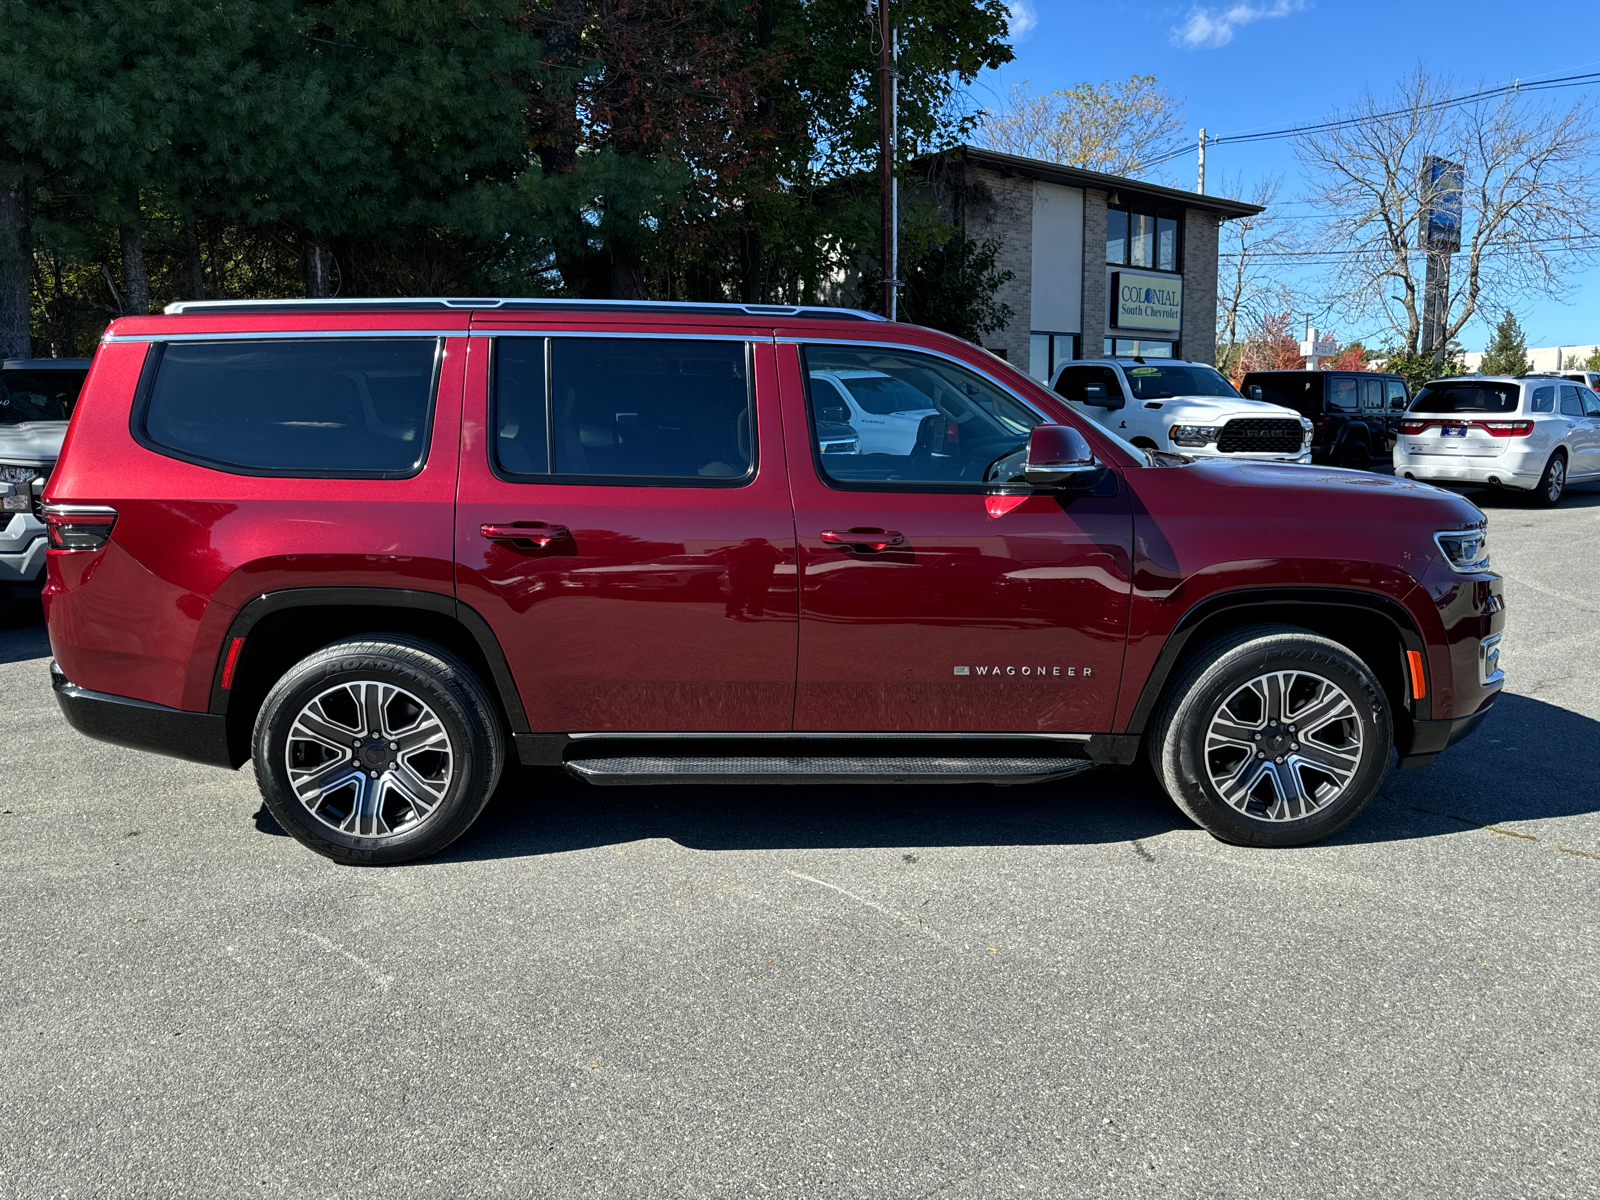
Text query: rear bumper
1395 697 1496 769
51 661 238 769
1395 448 1545 489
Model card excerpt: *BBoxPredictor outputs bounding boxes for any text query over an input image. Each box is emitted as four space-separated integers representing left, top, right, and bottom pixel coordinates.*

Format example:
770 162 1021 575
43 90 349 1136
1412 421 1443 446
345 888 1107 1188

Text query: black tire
253 635 505 865
1529 451 1566 507
1336 440 1371 472
1147 624 1392 848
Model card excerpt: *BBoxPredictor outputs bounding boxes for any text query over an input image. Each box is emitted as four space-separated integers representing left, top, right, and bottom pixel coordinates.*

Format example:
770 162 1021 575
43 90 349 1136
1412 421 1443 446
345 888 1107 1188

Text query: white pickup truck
1049 357 1312 463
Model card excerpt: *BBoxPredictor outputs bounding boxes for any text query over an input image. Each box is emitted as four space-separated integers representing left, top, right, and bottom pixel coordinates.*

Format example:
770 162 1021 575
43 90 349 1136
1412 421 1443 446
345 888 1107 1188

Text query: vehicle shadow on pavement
1337 691 1600 844
1456 481 1600 511
0 620 50 664
433 761 1192 862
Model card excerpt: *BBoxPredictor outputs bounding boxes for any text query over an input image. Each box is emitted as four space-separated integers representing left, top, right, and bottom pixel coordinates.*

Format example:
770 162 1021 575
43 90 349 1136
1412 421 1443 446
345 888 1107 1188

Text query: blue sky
977 0 1600 352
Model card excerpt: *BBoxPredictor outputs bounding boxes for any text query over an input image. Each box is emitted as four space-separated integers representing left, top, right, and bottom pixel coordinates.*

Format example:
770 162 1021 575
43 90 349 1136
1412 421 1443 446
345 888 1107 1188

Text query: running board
564 755 1096 787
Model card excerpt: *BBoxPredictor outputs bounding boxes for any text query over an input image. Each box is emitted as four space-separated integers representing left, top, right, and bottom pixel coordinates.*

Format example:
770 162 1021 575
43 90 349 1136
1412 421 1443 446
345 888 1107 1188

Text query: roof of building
927 145 1267 220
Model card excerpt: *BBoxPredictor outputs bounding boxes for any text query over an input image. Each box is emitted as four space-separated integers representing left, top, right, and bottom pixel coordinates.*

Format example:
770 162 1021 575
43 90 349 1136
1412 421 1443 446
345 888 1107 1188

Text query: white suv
1049 358 1312 463
809 368 937 456
1394 376 1600 506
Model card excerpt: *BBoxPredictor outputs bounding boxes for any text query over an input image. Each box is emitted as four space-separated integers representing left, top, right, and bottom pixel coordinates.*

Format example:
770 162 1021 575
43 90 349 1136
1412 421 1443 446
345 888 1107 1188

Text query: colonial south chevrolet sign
1112 271 1182 333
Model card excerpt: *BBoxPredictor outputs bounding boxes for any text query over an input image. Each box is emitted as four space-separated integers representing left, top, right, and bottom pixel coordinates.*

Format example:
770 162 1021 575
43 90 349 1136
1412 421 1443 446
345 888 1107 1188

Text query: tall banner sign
1112 271 1183 333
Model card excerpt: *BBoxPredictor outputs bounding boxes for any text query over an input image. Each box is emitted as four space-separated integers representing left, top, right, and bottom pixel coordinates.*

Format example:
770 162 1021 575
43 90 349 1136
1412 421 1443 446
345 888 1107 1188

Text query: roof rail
161 297 888 322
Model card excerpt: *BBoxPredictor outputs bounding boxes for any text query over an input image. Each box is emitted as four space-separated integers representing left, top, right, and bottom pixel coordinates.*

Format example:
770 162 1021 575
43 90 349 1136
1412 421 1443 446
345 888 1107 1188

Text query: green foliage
1382 345 1467 393
1 0 1019 354
1477 310 1532 377
1583 346 1600 372
877 208 1013 343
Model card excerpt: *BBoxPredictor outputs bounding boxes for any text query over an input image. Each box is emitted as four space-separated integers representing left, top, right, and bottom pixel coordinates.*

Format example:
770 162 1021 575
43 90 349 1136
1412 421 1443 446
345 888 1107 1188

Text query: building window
1028 333 1080 382
1107 198 1181 273
1105 338 1175 358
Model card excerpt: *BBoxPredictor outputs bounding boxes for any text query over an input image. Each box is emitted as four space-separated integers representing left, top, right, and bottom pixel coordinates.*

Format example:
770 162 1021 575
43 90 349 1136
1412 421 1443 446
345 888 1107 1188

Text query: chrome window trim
104 330 461 343
471 330 770 343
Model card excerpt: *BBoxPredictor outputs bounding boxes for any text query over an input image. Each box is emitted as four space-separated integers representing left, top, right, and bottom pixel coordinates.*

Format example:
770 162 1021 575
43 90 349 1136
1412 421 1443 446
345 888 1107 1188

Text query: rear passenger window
1560 386 1583 417
493 337 753 484
138 339 439 476
1327 377 1359 412
1530 386 1555 413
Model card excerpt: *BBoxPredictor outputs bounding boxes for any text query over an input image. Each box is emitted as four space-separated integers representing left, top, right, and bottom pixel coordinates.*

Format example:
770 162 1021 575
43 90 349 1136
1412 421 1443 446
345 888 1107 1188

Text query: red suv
44 299 1502 863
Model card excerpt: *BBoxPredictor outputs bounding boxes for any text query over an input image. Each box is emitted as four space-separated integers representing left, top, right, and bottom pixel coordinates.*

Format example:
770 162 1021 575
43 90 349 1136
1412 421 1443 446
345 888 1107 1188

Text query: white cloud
1172 0 1306 49
1007 0 1039 41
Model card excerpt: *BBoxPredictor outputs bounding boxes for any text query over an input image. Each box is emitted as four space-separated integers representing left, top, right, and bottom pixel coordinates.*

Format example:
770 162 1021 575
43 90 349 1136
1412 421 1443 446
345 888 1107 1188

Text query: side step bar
564 755 1096 787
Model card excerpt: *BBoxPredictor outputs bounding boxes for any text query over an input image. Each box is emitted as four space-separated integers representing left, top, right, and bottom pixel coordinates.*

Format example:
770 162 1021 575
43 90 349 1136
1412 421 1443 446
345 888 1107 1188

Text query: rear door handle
481 522 570 547
820 528 905 552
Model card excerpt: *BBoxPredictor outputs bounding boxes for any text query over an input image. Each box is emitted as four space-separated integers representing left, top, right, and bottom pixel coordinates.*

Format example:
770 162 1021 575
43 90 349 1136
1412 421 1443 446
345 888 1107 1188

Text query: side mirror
1024 424 1108 490
1245 384 1264 401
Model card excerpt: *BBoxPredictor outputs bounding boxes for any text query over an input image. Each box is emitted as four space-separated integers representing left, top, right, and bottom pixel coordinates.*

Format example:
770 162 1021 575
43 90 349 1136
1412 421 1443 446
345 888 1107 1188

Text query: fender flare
207 587 528 733
1121 585 1428 739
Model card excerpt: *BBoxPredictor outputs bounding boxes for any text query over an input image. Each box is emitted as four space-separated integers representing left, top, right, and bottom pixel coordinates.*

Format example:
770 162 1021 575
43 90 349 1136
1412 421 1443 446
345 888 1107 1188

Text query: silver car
1 359 91 618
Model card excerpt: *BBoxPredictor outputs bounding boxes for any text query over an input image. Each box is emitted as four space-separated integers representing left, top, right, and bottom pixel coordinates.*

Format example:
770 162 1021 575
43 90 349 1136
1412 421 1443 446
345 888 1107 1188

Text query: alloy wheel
1548 456 1565 503
285 681 454 839
1203 670 1364 823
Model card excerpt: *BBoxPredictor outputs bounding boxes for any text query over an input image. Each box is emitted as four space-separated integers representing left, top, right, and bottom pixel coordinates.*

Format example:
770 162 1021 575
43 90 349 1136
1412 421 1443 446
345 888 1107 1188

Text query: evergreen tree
1477 310 1532 377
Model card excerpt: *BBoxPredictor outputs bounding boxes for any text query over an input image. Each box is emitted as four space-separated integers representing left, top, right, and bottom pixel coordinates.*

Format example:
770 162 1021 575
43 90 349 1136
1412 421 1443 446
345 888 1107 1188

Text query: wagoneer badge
954 665 1090 677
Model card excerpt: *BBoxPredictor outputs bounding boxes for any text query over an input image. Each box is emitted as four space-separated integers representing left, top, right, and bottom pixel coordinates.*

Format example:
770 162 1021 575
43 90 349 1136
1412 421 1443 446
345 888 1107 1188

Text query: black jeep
1240 370 1410 470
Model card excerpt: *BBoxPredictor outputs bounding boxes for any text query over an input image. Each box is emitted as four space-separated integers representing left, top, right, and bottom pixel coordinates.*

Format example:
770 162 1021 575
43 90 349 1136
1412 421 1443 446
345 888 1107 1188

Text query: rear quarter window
135 339 441 477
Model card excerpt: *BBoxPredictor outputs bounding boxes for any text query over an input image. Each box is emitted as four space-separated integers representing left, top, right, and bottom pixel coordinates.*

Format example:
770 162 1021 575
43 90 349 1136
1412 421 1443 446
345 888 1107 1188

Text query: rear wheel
1336 440 1371 471
253 635 504 865
1530 451 1566 507
1148 625 1392 847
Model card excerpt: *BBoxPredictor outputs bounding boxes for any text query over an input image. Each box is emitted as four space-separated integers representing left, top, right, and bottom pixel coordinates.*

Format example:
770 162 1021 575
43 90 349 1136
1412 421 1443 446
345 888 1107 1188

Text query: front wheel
1148 625 1392 847
253 636 505 865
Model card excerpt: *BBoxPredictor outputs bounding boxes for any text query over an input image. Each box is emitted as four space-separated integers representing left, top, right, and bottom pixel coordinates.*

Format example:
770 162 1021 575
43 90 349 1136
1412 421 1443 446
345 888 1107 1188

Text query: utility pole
876 0 897 320
1197 128 1206 195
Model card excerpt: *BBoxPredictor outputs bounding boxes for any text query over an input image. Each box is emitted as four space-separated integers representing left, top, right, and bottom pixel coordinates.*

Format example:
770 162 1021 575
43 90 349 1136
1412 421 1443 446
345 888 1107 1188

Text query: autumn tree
1232 312 1303 377
974 75 1185 177
1214 175 1299 377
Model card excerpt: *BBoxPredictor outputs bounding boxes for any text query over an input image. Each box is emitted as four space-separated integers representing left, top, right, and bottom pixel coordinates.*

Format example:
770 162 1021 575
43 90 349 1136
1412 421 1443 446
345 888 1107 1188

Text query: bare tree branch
1213 174 1302 375
974 76 1186 178
1297 69 1600 358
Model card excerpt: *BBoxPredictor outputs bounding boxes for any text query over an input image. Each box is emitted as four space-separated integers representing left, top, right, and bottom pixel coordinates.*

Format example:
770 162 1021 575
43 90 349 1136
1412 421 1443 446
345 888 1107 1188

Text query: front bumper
0 515 46 585
51 661 238 769
1185 448 1313 465
1396 697 1496 769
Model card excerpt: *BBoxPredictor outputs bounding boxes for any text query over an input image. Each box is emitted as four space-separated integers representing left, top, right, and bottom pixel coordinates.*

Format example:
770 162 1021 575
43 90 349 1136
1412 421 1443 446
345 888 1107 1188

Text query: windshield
0 369 86 424
1124 364 1241 400
836 374 937 416
1411 382 1519 414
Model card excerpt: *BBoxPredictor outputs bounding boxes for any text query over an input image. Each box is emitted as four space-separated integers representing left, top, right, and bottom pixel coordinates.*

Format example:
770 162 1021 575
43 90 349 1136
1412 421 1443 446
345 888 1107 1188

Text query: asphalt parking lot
2 484 1597 1200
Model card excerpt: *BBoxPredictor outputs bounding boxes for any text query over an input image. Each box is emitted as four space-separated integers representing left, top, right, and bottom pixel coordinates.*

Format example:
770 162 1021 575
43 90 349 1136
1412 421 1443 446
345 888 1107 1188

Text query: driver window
802 344 1043 489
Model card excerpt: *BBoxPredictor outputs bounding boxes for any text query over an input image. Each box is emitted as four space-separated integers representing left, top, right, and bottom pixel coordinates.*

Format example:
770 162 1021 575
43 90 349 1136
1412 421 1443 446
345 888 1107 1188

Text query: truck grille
1217 418 1303 454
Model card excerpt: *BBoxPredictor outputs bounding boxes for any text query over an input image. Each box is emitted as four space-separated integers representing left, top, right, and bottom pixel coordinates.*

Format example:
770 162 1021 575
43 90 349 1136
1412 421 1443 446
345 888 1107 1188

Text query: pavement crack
1130 839 1156 864
1402 803 1599 863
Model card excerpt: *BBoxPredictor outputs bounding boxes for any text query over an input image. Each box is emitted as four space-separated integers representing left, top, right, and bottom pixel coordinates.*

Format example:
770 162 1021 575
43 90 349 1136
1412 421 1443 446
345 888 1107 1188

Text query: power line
1145 70 1600 170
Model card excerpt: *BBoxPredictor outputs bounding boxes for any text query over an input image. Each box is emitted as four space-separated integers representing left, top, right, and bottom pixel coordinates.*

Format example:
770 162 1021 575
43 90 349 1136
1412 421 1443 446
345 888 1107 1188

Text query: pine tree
1478 310 1532 377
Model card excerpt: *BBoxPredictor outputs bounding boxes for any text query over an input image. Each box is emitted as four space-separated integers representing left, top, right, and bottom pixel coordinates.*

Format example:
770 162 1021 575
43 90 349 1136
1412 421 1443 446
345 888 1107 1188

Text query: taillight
43 504 118 550
1481 421 1533 437
1400 420 1427 435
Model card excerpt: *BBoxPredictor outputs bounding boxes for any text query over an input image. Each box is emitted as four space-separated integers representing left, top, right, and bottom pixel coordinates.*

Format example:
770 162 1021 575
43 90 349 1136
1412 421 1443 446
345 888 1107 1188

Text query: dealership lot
1 487 1597 1199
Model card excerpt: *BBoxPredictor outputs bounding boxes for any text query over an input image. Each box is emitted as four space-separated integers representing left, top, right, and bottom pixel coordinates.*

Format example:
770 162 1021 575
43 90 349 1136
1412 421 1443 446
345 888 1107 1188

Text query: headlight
0 466 38 511
1301 418 1314 446
1435 527 1490 573
1170 425 1221 447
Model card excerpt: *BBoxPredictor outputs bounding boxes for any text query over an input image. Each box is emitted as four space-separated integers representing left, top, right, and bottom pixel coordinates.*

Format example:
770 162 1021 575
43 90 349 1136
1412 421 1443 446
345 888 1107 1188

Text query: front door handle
820 527 905 552
482 522 570 547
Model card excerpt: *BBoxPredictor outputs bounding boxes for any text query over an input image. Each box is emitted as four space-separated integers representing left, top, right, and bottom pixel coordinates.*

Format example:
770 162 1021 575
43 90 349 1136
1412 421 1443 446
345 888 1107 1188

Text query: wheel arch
1093 588 1429 766
209 588 527 768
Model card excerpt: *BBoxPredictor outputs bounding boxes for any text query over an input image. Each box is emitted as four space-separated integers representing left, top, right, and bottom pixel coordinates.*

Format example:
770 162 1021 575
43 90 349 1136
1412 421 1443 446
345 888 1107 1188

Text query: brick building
912 146 1263 381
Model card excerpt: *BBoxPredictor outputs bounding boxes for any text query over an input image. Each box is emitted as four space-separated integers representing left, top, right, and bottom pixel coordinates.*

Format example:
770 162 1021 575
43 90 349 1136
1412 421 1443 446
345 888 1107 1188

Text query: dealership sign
1112 271 1182 333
